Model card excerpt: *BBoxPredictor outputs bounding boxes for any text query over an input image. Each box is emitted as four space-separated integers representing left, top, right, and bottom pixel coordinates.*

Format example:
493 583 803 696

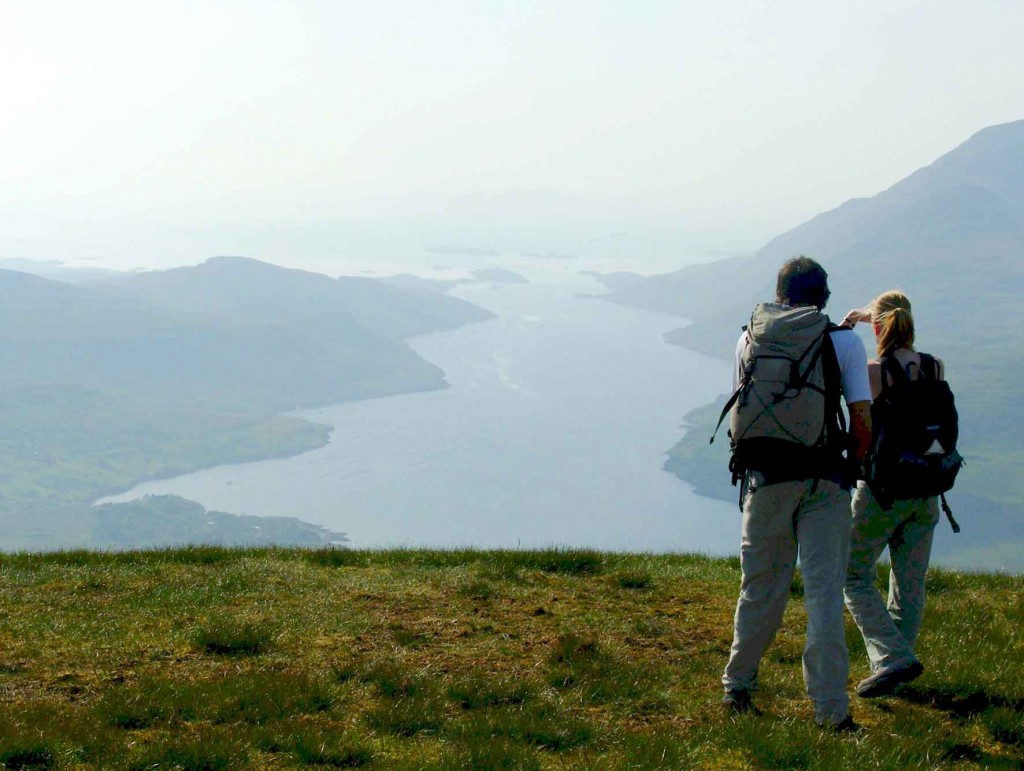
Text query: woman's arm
867 360 882 400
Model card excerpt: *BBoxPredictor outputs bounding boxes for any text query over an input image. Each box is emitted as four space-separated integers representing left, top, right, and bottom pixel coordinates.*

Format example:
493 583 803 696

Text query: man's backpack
711 303 849 490
864 353 964 531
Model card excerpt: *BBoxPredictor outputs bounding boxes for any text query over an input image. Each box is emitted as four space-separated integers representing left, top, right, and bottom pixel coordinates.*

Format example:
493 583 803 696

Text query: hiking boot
856 660 924 698
722 689 761 716
827 715 863 734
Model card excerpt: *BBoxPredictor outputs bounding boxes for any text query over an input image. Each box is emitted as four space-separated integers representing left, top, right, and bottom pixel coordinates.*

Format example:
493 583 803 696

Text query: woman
841 290 943 698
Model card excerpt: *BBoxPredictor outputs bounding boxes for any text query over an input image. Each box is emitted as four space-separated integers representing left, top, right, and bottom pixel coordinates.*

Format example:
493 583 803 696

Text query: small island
471 268 529 285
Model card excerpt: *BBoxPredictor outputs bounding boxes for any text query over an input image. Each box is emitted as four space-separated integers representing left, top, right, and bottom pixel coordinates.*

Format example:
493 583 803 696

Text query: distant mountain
593 254 768 327
0 257 126 283
602 119 1024 570
603 119 1024 384
0 268 446 411
607 120 1024 356
101 256 494 340
759 119 1024 263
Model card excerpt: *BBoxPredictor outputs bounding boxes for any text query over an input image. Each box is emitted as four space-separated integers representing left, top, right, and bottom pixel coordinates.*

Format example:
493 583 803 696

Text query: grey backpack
712 303 847 486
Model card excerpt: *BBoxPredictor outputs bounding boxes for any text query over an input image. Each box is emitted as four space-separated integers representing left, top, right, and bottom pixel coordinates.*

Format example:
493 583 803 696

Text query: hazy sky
3 0 1023 271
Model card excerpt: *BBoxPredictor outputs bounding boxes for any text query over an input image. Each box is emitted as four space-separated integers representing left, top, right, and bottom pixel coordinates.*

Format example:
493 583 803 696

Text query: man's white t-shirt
733 328 872 406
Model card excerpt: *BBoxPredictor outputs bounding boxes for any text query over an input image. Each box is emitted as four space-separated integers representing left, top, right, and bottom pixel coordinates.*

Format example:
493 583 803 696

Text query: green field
0 388 337 551
0 548 1020 769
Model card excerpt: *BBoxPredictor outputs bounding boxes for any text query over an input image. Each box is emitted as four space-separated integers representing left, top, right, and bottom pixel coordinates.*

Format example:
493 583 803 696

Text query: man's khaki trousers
722 477 852 725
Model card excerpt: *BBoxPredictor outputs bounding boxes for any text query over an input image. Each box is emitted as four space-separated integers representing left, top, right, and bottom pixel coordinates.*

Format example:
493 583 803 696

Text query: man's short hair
776 256 830 309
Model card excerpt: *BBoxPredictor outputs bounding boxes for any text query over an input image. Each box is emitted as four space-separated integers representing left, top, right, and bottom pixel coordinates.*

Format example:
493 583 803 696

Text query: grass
192 618 276 656
0 547 1020 768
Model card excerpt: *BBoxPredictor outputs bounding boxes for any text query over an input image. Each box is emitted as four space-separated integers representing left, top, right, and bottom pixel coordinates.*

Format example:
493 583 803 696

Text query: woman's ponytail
872 291 915 357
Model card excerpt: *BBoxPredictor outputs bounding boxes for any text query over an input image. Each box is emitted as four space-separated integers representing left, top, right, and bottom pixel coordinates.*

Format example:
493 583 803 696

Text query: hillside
0 269 447 411
0 261 495 550
608 120 1024 357
98 256 495 341
602 120 1024 570
0 548 1019 769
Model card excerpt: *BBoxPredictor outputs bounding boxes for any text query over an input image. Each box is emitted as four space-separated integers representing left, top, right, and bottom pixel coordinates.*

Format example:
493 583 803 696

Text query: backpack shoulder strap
941 493 961 533
709 327 751 445
710 386 741 445
787 322 833 397
918 353 939 380
878 355 907 393
823 325 846 436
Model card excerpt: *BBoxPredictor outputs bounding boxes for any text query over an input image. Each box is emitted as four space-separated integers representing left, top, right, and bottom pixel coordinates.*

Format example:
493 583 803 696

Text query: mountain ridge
100 255 495 340
601 118 1024 570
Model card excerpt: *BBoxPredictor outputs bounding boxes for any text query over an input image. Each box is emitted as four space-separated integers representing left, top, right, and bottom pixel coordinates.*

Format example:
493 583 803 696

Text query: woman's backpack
864 353 964 530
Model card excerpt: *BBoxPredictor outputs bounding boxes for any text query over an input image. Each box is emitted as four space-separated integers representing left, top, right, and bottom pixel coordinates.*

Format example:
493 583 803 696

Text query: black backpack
864 353 964 531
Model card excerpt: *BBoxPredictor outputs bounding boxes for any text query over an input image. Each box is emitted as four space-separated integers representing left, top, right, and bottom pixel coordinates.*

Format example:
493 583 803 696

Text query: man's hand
840 307 872 329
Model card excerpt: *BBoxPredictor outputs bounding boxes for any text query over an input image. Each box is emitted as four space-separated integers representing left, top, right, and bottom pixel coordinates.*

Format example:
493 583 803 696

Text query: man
720 257 872 730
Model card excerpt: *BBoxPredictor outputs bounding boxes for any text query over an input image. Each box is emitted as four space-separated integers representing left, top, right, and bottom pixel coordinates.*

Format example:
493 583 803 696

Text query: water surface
102 275 739 553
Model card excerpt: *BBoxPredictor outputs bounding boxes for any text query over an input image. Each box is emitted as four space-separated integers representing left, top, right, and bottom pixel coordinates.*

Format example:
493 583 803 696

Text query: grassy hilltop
0 549 1021 769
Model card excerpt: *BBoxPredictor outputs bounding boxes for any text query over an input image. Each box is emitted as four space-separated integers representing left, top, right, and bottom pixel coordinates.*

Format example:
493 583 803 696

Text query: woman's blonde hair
872 290 914 357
